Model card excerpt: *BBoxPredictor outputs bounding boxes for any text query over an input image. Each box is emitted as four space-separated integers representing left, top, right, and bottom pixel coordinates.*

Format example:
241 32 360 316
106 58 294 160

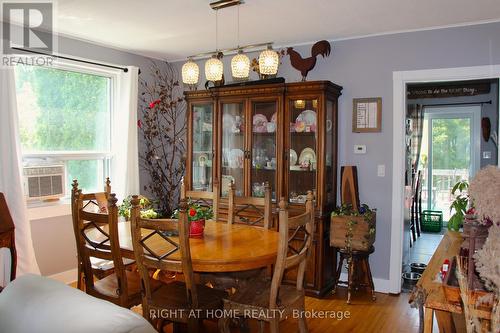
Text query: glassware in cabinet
221 102 245 197
191 104 214 191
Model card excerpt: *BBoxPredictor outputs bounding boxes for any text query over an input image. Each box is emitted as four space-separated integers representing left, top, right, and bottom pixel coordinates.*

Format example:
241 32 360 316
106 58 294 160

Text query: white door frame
390 65 500 293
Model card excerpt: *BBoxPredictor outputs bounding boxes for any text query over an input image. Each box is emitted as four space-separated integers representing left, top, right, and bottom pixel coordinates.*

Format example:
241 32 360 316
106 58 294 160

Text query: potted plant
119 195 158 220
331 204 376 251
172 201 213 238
448 180 470 231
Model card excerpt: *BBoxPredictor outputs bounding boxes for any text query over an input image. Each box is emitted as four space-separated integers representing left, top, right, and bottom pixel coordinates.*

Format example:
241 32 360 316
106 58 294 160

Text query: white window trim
18 58 124 211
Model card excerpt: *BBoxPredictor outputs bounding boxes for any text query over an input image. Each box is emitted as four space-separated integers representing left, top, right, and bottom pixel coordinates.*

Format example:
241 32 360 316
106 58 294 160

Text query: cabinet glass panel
251 101 277 200
326 100 334 204
192 104 213 191
221 102 245 197
289 99 317 203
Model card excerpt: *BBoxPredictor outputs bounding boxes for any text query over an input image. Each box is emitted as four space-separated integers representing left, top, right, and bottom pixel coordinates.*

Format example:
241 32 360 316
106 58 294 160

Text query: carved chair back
130 197 198 311
270 191 315 308
227 181 272 229
180 177 219 220
74 190 130 304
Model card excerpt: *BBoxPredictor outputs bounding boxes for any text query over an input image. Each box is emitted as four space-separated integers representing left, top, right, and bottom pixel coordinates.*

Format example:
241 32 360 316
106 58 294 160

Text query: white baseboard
339 272 391 294
48 268 78 285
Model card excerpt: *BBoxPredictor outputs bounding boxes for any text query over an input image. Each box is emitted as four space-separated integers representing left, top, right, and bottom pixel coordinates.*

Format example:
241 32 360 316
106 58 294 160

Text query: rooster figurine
287 40 331 81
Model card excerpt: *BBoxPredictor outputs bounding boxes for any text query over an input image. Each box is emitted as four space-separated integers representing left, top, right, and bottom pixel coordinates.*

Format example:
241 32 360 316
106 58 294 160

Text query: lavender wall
173 21 500 281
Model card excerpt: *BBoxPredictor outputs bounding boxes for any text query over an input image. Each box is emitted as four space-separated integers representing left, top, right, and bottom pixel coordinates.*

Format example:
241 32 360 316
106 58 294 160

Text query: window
14 63 114 195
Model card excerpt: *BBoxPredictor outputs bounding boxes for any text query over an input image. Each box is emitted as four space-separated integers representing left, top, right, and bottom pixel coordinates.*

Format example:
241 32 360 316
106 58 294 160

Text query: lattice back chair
71 178 118 290
180 177 219 220
220 191 315 333
74 191 142 308
0 193 17 292
130 196 226 332
227 181 272 229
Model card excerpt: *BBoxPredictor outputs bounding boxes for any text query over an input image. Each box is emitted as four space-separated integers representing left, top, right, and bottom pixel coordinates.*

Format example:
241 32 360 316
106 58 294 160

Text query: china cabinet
185 80 342 297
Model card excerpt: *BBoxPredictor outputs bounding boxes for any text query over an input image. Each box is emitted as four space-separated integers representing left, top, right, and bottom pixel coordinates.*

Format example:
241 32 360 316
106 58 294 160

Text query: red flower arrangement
149 99 161 108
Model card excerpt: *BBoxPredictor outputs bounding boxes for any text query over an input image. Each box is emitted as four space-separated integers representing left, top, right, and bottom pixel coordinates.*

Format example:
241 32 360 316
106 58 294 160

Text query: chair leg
258 320 265 333
77 263 83 290
269 318 280 333
218 317 231 333
298 303 308 333
187 318 200 333
332 251 344 294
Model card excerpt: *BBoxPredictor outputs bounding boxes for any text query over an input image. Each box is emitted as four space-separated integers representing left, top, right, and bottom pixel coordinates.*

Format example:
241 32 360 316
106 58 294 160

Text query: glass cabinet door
288 98 318 203
251 101 277 201
221 102 245 197
191 104 213 191
325 100 335 204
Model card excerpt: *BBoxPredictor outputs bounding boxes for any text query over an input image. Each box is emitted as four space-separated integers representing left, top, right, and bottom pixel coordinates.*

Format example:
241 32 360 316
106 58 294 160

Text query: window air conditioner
23 165 66 201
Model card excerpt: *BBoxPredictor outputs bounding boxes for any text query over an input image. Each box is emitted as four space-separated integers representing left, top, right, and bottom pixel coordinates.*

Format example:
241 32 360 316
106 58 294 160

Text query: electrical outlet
483 151 492 159
377 164 385 177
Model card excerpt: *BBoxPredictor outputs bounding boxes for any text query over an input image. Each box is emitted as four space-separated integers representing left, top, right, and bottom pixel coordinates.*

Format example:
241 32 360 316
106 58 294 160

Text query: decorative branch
138 61 186 216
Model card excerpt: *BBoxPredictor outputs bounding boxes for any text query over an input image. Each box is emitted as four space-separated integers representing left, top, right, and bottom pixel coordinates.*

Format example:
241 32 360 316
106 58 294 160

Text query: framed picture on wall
352 97 382 132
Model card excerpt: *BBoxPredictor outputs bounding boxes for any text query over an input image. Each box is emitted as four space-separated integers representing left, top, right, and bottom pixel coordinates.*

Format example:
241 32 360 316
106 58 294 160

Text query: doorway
421 105 481 221
391 66 500 294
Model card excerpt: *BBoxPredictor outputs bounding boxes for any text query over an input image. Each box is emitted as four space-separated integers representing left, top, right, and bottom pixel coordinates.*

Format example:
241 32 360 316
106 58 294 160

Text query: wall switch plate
377 164 385 177
483 151 492 159
354 145 366 154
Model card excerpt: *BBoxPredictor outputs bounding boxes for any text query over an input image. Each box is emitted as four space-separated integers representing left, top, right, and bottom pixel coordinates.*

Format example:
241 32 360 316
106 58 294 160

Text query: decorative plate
299 148 316 164
229 149 244 168
289 149 298 166
223 113 235 131
296 110 317 129
253 114 268 133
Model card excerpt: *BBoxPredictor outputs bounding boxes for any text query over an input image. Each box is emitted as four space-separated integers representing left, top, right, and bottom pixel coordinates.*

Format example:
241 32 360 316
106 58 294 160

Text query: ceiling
21 0 500 60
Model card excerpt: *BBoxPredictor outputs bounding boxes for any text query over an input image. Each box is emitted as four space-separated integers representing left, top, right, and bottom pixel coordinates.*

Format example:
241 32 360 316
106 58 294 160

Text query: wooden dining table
86 220 279 273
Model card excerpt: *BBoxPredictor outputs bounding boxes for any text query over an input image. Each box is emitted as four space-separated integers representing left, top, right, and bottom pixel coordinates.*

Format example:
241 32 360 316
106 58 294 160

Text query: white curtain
111 66 140 200
0 67 40 285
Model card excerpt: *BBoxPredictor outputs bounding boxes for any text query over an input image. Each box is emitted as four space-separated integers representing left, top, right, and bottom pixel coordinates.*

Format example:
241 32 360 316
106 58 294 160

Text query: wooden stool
333 246 376 304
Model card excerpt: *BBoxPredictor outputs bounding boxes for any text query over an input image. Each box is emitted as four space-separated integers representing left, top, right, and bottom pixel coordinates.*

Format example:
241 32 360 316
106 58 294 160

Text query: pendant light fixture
182 58 199 86
205 9 224 82
230 4 250 80
259 44 279 76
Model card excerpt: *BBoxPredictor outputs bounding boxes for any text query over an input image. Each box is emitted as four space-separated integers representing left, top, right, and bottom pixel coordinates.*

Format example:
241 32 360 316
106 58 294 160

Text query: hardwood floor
72 281 427 332
161 288 422 333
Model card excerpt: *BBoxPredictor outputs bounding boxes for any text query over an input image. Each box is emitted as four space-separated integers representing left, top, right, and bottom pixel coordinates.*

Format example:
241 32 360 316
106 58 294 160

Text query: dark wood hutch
184 80 342 297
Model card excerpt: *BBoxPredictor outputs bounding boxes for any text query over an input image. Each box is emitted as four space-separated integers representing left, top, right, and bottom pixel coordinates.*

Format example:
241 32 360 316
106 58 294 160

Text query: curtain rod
11 47 130 73
423 100 492 108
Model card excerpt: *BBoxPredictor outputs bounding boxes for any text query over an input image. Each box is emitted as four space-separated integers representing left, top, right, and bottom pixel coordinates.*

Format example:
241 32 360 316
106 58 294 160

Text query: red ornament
149 102 155 108
189 208 196 217
137 119 142 129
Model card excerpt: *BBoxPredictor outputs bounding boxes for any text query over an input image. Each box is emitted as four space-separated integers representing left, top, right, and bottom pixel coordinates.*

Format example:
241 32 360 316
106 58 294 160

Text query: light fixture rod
187 42 274 60
210 0 243 10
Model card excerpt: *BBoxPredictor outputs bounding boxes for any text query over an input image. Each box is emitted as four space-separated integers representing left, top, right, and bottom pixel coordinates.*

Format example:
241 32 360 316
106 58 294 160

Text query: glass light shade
205 56 224 81
181 60 199 85
294 100 306 109
231 51 250 79
259 48 279 75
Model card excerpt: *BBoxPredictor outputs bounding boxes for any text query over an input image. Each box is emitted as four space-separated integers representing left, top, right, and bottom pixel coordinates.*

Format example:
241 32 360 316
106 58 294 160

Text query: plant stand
332 246 376 304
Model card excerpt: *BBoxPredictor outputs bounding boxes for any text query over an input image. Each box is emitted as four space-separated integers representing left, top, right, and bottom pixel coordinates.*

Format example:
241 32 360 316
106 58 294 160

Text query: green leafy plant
119 195 158 220
172 200 213 222
448 180 469 231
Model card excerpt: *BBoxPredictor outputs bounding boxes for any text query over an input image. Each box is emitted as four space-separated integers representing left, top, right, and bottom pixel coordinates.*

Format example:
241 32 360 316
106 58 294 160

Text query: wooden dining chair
130 196 227 333
219 192 314 333
0 193 17 292
74 191 145 308
71 178 131 290
227 181 272 229
180 177 219 220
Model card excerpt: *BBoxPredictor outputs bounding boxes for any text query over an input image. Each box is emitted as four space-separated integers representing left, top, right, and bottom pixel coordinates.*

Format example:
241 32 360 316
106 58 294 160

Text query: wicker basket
330 213 376 251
